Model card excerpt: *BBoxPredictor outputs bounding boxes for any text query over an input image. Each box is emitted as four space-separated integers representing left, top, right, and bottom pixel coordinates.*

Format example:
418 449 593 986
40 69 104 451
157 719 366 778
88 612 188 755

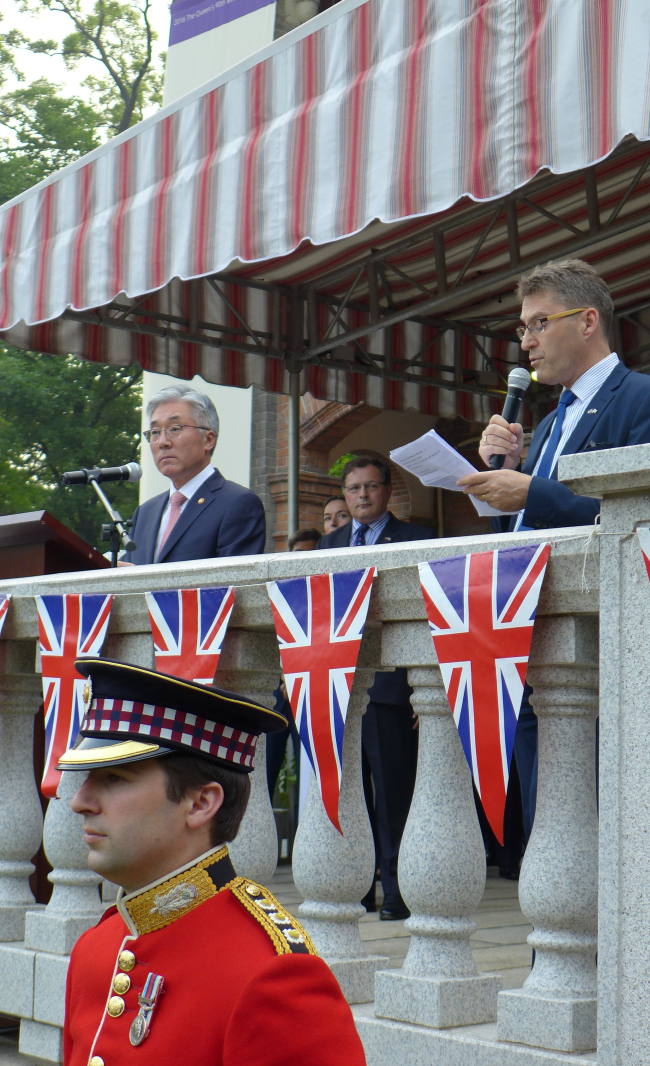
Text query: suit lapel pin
587 409 597 414
197 498 205 504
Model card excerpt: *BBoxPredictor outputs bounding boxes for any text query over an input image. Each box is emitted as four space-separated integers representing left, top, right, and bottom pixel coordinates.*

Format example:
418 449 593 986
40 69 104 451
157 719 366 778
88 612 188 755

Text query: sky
0 0 169 103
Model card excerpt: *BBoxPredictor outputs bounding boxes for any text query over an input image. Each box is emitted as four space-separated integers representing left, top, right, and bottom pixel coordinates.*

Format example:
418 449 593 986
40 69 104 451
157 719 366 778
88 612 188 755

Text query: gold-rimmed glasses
515 308 588 342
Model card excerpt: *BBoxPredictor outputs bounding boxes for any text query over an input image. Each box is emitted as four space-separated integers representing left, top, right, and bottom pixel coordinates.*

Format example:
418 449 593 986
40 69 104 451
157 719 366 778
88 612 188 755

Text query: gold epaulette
231 879 318 956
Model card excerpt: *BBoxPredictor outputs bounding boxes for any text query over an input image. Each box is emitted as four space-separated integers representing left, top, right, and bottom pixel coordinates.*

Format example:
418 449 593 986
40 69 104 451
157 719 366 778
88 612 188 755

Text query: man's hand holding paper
456 467 532 512
390 428 519 517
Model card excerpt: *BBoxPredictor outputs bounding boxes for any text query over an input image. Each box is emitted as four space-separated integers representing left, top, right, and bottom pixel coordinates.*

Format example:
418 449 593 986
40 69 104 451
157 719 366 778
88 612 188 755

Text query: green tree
0 79 102 202
0 345 143 547
20 0 164 133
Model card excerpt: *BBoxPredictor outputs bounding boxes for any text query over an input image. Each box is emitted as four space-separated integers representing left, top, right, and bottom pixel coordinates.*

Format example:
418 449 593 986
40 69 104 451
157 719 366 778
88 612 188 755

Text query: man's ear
583 307 600 339
185 782 224 830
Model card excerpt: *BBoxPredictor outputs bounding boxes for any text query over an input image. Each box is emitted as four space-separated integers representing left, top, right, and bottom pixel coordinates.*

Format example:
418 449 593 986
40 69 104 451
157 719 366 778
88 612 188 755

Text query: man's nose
71 780 99 814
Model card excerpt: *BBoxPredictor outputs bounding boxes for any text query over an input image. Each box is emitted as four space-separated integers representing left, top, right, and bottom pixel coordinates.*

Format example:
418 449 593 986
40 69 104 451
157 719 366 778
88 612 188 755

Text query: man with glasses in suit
458 257 650 840
120 383 265 565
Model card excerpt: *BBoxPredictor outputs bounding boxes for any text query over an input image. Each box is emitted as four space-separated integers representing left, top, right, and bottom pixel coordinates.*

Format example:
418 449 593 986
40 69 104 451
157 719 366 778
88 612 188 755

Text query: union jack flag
0 594 10 638
267 568 376 833
145 587 235 683
418 544 551 843
36 594 113 798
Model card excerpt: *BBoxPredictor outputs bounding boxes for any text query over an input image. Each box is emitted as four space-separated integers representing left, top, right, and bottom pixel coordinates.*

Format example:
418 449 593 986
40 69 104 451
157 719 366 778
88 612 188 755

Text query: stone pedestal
498 618 599 1053
292 630 389 1004
560 444 650 1066
25 772 103 957
0 672 45 940
374 622 500 1028
218 630 280 885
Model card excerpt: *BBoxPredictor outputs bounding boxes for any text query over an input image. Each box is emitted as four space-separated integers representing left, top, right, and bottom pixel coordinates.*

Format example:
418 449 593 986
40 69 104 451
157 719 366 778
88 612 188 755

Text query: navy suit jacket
493 362 650 532
317 513 434 704
124 468 266 564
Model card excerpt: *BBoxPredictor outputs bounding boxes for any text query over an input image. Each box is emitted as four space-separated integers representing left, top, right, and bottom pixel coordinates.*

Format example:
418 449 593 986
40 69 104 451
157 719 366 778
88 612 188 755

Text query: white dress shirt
513 352 620 531
154 464 216 558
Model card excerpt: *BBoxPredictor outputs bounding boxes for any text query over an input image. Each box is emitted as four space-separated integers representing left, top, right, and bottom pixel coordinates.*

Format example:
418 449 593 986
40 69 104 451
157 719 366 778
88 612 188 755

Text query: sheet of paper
390 429 518 517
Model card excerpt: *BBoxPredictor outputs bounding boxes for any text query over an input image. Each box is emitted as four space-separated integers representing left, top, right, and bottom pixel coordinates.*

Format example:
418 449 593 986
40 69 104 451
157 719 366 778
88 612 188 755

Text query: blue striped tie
534 389 577 480
518 389 576 531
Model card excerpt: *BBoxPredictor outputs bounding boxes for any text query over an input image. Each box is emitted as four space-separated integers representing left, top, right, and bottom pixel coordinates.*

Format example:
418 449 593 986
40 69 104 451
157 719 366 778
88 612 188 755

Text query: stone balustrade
0 443 648 1065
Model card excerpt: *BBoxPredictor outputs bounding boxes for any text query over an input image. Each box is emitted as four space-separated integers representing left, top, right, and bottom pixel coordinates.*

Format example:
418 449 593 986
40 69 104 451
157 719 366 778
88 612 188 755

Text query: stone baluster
559 445 650 1066
20 770 103 1062
374 621 501 1028
292 628 389 1004
218 629 281 886
0 664 45 940
497 615 599 1054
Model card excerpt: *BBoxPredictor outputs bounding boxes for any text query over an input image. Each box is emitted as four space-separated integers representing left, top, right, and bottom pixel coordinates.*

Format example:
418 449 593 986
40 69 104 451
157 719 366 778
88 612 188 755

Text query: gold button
89 1058 105 1066
113 973 131 994
245 883 261 897
118 950 136 972
107 996 125 1017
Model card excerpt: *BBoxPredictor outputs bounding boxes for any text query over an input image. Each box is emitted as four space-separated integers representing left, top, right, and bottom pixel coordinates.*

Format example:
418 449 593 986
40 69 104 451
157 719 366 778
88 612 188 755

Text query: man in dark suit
458 257 650 838
318 456 433 920
121 384 265 565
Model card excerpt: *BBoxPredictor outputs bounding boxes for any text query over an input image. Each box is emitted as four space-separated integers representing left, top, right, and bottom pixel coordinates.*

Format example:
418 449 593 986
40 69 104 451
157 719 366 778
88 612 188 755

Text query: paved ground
0 865 530 1063
270 864 532 991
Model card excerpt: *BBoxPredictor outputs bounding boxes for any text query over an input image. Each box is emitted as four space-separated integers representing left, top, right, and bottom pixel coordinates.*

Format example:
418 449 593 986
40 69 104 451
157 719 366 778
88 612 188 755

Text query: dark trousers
513 695 538 840
266 711 301 832
361 701 418 900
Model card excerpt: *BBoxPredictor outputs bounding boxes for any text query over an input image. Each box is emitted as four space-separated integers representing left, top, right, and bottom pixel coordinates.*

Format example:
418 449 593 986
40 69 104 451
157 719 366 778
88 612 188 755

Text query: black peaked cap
75 658 288 736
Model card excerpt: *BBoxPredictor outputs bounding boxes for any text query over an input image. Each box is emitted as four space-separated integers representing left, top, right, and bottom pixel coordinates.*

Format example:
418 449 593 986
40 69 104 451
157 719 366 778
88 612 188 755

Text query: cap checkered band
82 698 257 768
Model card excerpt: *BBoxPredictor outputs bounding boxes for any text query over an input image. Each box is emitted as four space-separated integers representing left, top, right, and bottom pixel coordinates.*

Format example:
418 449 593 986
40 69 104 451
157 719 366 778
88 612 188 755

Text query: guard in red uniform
58 658 367 1066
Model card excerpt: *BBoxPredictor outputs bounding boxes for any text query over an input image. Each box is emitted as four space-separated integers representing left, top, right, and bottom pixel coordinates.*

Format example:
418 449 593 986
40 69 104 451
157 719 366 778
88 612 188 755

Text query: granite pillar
498 616 599 1053
374 622 501 1028
560 443 650 1066
0 669 45 940
292 629 389 1004
218 629 280 886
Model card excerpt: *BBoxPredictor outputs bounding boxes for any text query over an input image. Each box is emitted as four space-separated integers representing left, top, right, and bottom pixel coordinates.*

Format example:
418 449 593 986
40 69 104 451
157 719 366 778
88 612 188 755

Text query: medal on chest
129 972 164 1046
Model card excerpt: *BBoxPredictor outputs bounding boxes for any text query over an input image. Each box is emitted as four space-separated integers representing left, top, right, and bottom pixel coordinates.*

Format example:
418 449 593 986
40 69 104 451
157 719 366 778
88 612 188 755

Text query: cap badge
82 679 92 708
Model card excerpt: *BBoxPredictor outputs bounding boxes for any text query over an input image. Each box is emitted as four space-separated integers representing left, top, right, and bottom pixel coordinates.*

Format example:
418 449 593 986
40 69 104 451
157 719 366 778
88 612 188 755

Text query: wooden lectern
0 510 109 579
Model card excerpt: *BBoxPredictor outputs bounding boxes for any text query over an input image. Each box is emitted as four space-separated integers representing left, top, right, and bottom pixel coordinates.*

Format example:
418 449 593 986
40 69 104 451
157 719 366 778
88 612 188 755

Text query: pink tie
159 490 187 550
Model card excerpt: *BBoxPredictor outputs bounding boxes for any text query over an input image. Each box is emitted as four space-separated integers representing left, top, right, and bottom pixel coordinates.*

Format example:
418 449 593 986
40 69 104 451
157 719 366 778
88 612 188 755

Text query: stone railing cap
559 443 650 498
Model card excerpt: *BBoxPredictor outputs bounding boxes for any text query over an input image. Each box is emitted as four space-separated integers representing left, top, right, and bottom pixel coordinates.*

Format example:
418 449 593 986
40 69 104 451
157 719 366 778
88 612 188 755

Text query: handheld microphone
62 462 142 486
488 368 532 470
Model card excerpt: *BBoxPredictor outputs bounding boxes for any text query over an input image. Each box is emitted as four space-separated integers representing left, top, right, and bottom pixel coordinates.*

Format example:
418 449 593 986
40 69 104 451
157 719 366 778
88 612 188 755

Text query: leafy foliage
0 79 102 202
328 452 356 479
0 345 143 547
20 0 164 133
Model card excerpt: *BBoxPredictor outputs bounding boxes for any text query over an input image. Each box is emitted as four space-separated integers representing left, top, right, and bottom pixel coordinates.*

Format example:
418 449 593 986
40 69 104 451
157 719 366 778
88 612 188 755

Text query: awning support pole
287 368 301 539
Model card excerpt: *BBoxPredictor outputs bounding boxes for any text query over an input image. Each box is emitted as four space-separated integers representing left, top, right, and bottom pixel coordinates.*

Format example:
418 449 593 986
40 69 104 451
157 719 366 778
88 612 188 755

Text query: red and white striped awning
1 0 649 413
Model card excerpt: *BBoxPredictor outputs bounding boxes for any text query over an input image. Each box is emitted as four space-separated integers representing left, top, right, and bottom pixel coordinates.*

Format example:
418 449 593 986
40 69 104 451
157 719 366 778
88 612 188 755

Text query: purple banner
169 0 275 46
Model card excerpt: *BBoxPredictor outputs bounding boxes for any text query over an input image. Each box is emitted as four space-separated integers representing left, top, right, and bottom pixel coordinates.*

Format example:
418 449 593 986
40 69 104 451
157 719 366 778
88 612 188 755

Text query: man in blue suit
121 384 265 565
458 257 650 839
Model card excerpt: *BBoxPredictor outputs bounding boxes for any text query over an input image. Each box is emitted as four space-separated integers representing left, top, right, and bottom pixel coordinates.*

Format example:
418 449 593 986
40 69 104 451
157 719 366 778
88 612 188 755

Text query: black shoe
379 894 410 921
361 886 377 912
499 865 520 881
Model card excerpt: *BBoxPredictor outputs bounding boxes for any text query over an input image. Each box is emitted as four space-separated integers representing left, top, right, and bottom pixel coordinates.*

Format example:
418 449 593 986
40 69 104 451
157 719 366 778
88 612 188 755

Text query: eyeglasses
144 424 210 443
515 308 587 342
344 482 386 494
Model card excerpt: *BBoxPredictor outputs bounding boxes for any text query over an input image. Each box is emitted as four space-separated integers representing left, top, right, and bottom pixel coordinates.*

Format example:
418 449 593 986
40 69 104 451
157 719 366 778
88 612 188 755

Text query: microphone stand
86 476 137 568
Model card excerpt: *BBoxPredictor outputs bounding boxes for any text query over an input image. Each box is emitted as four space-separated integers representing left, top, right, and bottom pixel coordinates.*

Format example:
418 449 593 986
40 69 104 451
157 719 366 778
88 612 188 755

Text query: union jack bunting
36 594 113 798
267 568 376 833
145 587 235 684
0 594 10 639
637 528 650 583
418 544 551 843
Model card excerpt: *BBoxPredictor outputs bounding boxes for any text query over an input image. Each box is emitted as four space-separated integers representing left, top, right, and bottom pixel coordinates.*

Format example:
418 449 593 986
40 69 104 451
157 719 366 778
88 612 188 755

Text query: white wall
140 372 253 503
163 3 277 106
